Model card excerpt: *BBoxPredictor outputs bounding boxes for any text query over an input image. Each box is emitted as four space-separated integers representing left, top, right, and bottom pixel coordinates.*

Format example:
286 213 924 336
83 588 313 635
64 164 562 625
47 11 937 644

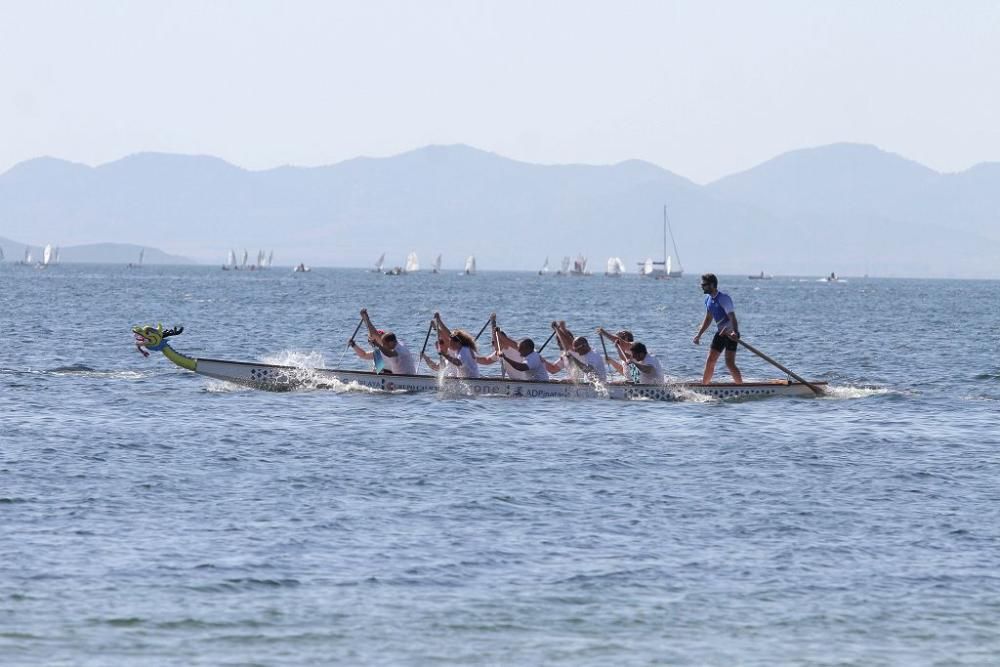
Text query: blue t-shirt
705 291 735 332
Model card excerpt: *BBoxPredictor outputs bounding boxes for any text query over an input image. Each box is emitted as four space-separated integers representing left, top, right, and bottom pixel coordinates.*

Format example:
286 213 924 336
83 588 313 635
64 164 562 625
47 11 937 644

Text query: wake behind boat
132 324 826 401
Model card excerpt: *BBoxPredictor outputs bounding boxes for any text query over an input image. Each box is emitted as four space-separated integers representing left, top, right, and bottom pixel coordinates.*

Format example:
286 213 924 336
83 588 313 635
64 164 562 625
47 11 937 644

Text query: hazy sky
1 1 998 183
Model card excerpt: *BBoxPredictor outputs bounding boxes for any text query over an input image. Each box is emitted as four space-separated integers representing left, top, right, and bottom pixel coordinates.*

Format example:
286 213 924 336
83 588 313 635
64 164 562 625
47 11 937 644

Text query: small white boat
37 244 54 269
132 325 827 401
605 257 625 277
405 252 419 273
538 257 549 276
555 256 571 276
570 255 590 276
464 255 476 275
293 263 310 273
748 271 772 280
372 253 386 273
128 248 144 269
432 254 442 274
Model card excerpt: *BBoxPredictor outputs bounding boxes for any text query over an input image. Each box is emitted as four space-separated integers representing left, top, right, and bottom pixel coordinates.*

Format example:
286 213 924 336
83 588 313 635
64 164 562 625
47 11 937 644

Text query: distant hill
0 237 193 265
1 143 998 278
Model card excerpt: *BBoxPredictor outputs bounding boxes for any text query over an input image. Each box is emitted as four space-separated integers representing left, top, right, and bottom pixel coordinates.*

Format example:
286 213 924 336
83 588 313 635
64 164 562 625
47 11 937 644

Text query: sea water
1 264 998 665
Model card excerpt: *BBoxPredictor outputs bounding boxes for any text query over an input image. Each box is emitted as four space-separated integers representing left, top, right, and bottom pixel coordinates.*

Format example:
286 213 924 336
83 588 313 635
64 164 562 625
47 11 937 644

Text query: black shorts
711 332 738 352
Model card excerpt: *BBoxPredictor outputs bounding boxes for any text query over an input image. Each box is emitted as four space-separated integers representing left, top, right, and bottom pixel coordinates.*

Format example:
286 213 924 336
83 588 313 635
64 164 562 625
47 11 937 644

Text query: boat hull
193 358 824 400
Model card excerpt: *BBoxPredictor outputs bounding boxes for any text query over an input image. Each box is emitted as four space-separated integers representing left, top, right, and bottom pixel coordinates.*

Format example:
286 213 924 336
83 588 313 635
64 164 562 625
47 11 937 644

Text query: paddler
348 308 416 375
543 321 607 382
693 273 743 384
421 312 480 378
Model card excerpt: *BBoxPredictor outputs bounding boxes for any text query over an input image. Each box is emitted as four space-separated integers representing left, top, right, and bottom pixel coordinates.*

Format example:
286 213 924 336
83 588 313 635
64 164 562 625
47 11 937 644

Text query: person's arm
727 312 740 339
477 351 499 365
693 311 713 344
501 353 529 372
421 352 441 372
543 355 564 375
369 336 398 357
433 312 452 349
632 359 654 373
360 308 380 342
607 357 625 375
349 339 374 361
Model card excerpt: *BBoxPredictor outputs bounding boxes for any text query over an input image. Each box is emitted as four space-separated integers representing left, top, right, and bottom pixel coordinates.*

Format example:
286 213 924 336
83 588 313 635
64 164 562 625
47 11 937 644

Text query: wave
820 384 893 400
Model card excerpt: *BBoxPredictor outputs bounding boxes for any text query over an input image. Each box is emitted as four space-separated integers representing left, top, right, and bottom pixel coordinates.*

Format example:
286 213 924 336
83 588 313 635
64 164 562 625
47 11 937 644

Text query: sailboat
372 253 386 273
432 254 442 274
464 256 476 275
641 257 654 276
570 254 590 276
605 257 625 277
21 247 33 265
266 250 274 268
37 244 54 269
128 248 144 269
638 205 684 278
556 256 571 276
0 246 4 261
538 257 549 276
748 271 772 280
405 252 419 273
222 249 237 270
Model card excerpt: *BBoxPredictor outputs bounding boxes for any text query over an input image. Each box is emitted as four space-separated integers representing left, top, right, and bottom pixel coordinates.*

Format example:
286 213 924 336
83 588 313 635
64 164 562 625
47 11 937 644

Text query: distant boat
241 249 249 270
638 205 684 278
405 252 419 273
222 249 237 271
555 256 571 276
821 272 845 283
538 257 549 275
432 254 442 274
372 252 386 273
21 247 33 265
293 263 310 273
570 254 590 276
748 271 772 280
37 244 54 269
128 248 144 269
605 257 625 277
0 246 4 261
464 255 476 275
266 250 274 268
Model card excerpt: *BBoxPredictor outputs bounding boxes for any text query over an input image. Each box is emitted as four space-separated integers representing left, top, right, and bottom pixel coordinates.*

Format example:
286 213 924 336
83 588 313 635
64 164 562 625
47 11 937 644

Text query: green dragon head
132 323 184 357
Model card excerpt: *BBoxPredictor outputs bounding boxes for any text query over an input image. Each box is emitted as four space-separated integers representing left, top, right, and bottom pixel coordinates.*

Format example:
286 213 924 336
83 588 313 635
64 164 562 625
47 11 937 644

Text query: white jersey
557 349 607 382
522 350 549 381
385 342 416 375
447 345 480 379
635 354 664 384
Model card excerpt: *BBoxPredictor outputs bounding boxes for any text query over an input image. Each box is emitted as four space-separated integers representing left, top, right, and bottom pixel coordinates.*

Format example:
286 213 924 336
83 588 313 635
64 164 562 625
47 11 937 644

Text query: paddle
338 317 365 366
415 319 435 375
598 332 613 377
737 338 824 395
493 323 507 379
474 315 492 342
537 330 557 354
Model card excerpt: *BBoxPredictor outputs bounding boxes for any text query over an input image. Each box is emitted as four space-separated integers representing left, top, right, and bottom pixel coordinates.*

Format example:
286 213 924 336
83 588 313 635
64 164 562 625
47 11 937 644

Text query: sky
1 0 998 184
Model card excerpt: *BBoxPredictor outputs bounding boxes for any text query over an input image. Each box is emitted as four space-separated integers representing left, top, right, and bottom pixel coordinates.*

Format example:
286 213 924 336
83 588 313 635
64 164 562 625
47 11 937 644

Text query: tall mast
663 205 667 269
664 204 683 272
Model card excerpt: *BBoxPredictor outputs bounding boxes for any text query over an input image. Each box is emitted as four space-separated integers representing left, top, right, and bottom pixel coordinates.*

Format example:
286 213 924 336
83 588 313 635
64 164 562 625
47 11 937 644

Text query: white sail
464 255 476 274
42 244 53 266
267 250 274 267
241 249 248 268
433 254 442 273
666 255 672 276
54 247 61 264
539 257 549 274
24 247 32 264
606 257 618 275
139 248 145 266
227 249 237 268
0 246 4 261
374 253 385 272
643 258 654 276
560 256 571 274
405 252 419 273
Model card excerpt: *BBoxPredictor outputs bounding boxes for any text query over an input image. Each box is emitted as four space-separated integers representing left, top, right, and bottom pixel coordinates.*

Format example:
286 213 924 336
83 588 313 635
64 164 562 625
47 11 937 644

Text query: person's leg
724 347 742 383
703 348 721 384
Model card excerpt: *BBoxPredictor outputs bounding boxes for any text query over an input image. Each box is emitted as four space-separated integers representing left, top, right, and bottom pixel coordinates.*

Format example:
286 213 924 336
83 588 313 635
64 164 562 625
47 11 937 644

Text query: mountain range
0 143 997 278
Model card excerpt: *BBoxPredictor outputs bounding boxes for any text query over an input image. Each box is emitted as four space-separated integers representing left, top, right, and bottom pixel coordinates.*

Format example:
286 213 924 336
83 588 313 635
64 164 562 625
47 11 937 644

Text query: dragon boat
132 324 827 401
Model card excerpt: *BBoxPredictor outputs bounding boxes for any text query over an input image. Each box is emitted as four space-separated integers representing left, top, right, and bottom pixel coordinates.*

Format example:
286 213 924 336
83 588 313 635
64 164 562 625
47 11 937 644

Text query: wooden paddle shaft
537 330 557 354
737 338 823 395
